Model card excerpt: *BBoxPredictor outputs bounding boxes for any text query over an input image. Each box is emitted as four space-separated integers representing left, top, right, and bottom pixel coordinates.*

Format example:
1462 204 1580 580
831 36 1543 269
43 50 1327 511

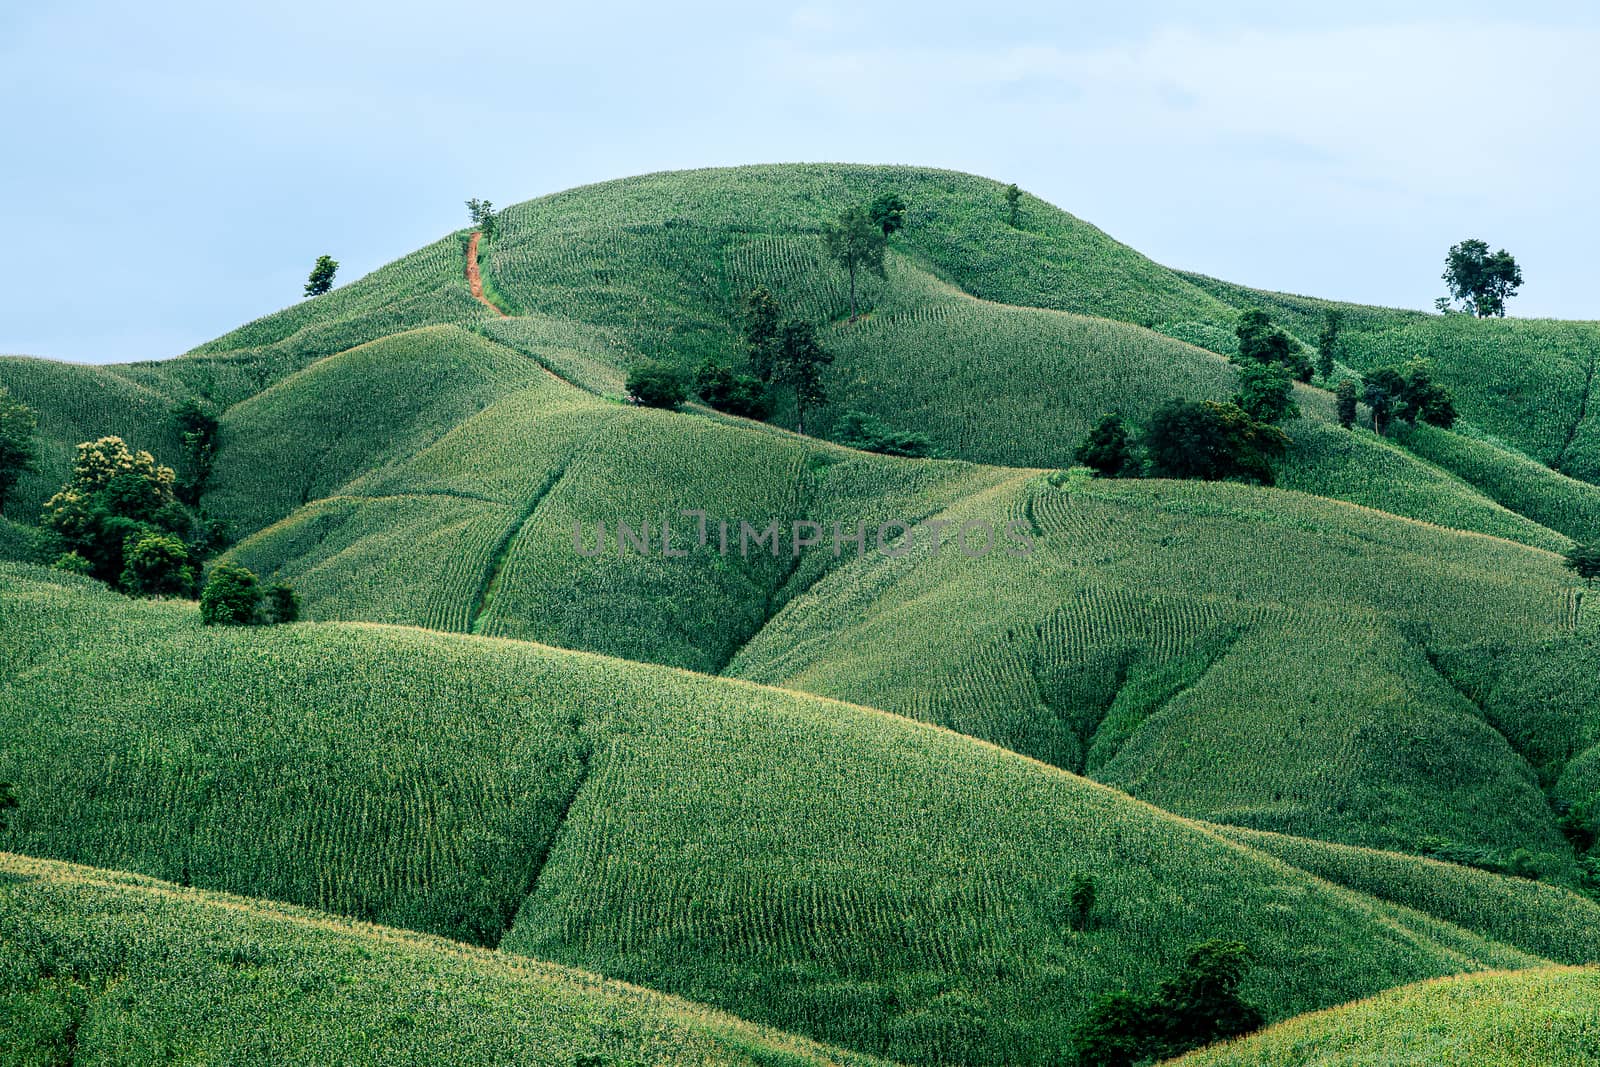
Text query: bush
1335 378 1359 429
1063 872 1097 932
625 361 689 410
265 582 301 624
120 532 194 597
693 361 773 419
51 552 93 576
1075 414 1136 477
1144 400 1288 485
200 563 263 626
832 411 935 458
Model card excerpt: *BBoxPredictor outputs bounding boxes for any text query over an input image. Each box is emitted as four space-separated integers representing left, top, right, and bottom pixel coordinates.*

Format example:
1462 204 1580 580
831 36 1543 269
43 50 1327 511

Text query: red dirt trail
466 231 507 317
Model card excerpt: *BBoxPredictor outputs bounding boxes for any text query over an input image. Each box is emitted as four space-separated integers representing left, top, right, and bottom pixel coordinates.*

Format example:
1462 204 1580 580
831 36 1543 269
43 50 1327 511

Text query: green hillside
2 564 1578 1065
1170 966 1600 1066
0 853 883 1067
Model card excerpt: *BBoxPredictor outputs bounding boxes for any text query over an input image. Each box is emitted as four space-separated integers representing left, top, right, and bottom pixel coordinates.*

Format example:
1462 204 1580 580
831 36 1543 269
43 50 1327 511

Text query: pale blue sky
3 1 1597 363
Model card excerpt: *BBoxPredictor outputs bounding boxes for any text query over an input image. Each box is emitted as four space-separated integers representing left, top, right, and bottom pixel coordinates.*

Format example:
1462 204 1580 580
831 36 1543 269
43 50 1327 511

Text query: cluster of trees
1355 361 1456 435
199 562 299 626
1070 939 1264 1067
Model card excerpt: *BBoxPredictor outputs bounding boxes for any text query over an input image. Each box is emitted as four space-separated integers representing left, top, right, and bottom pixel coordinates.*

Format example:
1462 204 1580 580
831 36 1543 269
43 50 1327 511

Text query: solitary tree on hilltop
303 255 338 298
467 198 498 240
1439 239 1523 317
772 320 834 434
868 192 907 238
824 207 886 322
0 387 39 517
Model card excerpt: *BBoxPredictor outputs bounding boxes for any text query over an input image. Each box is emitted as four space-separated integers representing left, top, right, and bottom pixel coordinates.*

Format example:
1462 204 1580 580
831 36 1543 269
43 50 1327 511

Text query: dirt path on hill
466 231 507 316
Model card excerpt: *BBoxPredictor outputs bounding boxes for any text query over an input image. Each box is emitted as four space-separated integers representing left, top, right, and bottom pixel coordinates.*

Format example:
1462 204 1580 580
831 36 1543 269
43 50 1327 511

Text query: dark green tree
1235 361 1299 424
1144 400 1288 485
1564 544 1600 588
303 254 338 298
120 531 194 597
0 782 15 833
1075 413 1136 477
772 321 834 434
824 207 886 321
1441 239 1523 317
833 411 934 457
172 399 220 507
1064 872 1097 932
42 437 193 587
1235 309 1312 381
265 581 301 624
868 192 907 238
1362 367 1406 435
626 361 690 410
694 360 773 420
200 562 263 625
0 386 39 517
1335 378 1359 429
743 286 783 381
1396 359 1458 428
1316 308 1342 381
1004 183 1022 227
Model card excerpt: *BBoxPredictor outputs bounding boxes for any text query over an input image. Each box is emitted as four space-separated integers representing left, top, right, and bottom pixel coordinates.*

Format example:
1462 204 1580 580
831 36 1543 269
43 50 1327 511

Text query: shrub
200 563 263 626
1234 361 1299 424
120 532 194 597
51 551 93 576
693 361 773 420
265 582 301 624
833 411 935 458
1335 378 1359 429
625 362 689 410
1064 872 1097 932
0 782 14 832
1144 400 1288 485
1075 414 1137 477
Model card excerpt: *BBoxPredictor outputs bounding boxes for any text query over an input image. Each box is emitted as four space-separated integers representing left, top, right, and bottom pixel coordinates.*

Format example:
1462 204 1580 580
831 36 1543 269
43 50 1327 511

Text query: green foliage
1441 238 1523 317
1364 362 1457 435
867 192 907 238
1075 413 1137 477
1003 183 1022 227
304 254 338 298
1316 308 1342 382
1362 366 1405 436
41 436 194 587
772 320 834 433
1070 940 1263 1067
172 397 219 506
1064 872 1097 932
1563 544 1600 586
0 385 39 517
743 285 783 381
626 361 690 410
265 580 300 624
824 206 887 321
1235 309 1311 381
1234 361 1299 424
1335 378 1358 429
832 410 934 457
695 360 773 419
120 530 194 597
199 561 263 625
1143 400 1288 485
51 551 92 576
0 781 14 832
467 198 499 240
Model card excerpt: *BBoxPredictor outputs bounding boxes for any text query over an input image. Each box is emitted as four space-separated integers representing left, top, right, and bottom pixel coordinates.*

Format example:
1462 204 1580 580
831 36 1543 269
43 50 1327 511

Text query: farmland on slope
0 564 1576 1065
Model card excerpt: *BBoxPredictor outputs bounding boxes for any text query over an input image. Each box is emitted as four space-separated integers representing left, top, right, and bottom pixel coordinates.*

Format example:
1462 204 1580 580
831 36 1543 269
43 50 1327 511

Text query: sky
3 1 1598 364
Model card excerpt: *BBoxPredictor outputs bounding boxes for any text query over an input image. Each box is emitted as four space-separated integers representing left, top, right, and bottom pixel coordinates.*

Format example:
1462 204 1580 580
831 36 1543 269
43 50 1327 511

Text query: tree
1362 367 1406 435
743 286 783 381
625 361 689 410
1441 239 1523 317
42 437 189 586
772 320 834 434
868 192 907 238
824 207 886 322
0 386 39 518
1075 413 1137 477
833 411 935 457
1316 309 1342 381
694 360 773 420
1564 544 1600 587
1235 361 1299 424
1004 183 1022 227
1235 309 1312 381
467 198 498 240
120 531 194 597
1396 359 1458 428
1063 872 1097 932
200 563 263 625
1144 400 1288 485
1335 378 1359 429
303 255 338 298
172 399 219 507
265 581 301 624
0 782 14 833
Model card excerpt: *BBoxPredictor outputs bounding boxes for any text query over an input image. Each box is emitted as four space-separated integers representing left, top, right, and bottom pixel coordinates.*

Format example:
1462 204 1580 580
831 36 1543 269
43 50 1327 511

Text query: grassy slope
730 473 1585 873
0 564 1569 1065
1170 966 1600 1067
0 853 884 1067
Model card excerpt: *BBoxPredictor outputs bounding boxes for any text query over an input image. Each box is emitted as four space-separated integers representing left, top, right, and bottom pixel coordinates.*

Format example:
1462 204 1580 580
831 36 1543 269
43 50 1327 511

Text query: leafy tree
824 206 886 321
868 192 907 238
693 360 773 420
200 563 263 625
0 782 14 833
1564 544 1600 588
1235 361 1299 424
833 411 935 457
1064 872 1097 932
51 551 93 576
743 286 783 381
625 361 689 410
172 399 220 507
1335 378 1359 429
1070 940 1263 1067
303 255 338 298
1004 183 1022 227
120 531 194 597
0 386 39 517
772 321 834 434
467 198 499 240
1316 309 1342 381
42 437 191 586
1235 309 1312 381
1075 413 1137 477
265 581 301 624
1144 400 1287 485
1362 367 1406 436
1396 359 1458 428
1441 239 1523 317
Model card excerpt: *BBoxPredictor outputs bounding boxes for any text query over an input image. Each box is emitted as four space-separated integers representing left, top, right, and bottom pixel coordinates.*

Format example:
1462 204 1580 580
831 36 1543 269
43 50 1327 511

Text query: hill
1169 966 1600 1066
3 564 1585 1065
0 852 884 1066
